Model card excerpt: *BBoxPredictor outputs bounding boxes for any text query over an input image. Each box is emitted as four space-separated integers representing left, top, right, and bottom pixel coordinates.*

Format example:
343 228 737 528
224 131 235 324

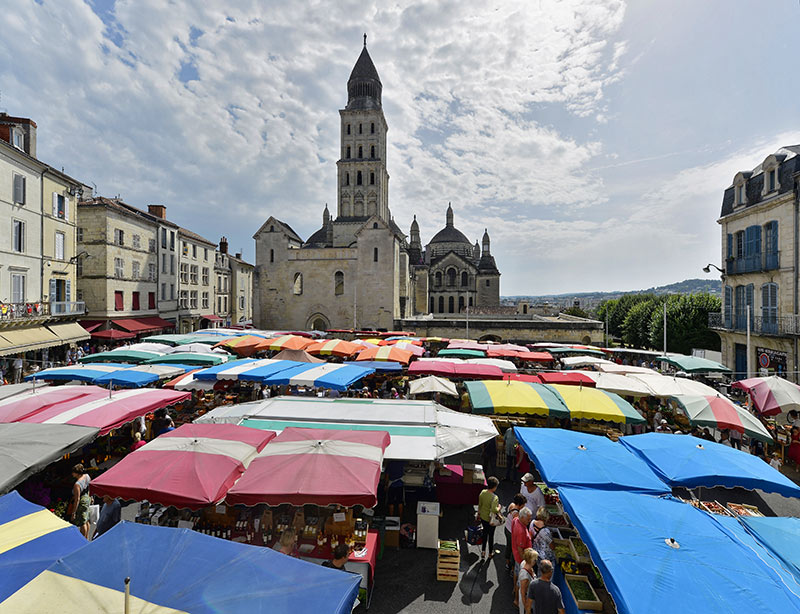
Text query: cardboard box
384 515 400 548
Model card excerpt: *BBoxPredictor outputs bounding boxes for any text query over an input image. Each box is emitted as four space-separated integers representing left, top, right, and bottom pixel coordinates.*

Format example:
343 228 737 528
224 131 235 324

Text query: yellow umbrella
549 384 644 424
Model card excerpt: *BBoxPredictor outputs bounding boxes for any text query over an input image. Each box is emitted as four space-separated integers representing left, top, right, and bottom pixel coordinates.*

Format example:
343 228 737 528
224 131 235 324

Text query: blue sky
2 0 798 295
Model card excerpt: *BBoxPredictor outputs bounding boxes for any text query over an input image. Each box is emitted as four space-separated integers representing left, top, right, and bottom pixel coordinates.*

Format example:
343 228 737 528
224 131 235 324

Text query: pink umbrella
731 376 800 417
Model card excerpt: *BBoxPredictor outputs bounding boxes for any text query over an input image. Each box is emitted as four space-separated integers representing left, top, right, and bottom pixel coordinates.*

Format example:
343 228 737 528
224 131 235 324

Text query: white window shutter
52 192 58 217
65 196 70 221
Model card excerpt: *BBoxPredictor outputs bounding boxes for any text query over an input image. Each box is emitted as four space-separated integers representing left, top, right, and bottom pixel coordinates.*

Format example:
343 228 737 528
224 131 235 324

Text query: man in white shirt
520 473 545 514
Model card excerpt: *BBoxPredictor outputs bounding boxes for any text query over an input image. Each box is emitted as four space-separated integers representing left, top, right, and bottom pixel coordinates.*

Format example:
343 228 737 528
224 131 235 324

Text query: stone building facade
254 42 501 331
709 146 800 381
177 228 216 332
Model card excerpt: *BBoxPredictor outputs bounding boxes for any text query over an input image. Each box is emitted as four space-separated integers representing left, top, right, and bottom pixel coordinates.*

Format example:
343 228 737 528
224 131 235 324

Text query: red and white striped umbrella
226 427 390 507
670 394 773 442
91 423 275 509
731 376 800 417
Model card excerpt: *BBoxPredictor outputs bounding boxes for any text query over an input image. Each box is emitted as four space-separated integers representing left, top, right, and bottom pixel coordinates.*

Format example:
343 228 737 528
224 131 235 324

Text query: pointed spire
482 228 490 255
323 203 330 225
364 33 367 47
410 214 419 231
446 202 454 227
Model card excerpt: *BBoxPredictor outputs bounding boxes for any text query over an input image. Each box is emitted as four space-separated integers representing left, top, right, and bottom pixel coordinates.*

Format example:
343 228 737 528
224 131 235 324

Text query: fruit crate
700 500 735 517
727 502 764 517
569 537 591 565
564 573 602 611
437 539 460 582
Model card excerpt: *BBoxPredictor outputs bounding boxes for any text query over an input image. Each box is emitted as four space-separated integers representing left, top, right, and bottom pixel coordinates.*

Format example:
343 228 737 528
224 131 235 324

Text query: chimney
219 236 228 254
0 114 37 157
147 204 166 219
235 252 242 259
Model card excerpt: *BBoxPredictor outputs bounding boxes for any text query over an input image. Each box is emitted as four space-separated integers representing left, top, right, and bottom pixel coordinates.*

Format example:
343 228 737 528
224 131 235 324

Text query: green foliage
563 305 590 318
647 293 722 354
622 298 662 348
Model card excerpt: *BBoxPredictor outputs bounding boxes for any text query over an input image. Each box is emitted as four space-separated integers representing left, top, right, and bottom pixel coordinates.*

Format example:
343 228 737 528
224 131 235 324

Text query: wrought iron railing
0 301 85 321
708 311 800 336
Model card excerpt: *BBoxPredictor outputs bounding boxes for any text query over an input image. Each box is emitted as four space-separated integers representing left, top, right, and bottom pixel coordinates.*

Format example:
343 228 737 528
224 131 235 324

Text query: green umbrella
144 353 226 366
438 348 486 359
658 354 731 374
547 347 607 357
78 350 160 364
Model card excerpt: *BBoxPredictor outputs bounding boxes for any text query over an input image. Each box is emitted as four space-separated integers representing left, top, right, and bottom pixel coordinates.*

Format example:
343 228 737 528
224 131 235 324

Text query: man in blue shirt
93 495 121 539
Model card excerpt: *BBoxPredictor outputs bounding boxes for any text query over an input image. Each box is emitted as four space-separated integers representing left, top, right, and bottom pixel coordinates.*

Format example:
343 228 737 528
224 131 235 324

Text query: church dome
427 203 475 261
429 225 471 245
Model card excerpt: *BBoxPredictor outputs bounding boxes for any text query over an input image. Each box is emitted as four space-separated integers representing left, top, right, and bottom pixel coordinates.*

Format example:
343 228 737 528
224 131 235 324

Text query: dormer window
737 184 745 205
11 128 23 150
767 169 777 192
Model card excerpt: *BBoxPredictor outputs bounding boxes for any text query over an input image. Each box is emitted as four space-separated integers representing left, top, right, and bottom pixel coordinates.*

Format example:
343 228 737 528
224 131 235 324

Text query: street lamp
702 263 724 274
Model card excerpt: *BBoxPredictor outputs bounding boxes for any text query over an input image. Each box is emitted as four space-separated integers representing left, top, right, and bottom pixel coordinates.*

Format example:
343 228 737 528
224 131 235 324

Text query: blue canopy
558 487 800 614
25 363 132 383
237 360 304 383
0 491 86 602
0 522 360 613
620 433 800 498
194 358 264 381
344 360 403 373
92 370 159 388
741 517 800 584
514 427 669 494
260 363 375 391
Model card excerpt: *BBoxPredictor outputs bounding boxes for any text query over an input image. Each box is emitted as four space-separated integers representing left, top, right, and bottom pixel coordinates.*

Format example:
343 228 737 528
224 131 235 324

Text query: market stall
667 394 773 442
731 375 800 416
465 380 569 417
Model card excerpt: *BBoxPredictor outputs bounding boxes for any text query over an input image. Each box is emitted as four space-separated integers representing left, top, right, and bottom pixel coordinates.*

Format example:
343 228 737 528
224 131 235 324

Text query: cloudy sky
2 0 798 295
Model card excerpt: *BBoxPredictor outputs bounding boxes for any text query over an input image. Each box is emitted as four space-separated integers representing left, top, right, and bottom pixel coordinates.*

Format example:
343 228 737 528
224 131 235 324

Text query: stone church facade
253 42 501 331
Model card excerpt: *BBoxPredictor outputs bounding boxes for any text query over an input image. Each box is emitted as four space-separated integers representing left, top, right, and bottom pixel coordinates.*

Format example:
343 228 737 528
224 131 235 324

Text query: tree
622 297 663 348
647 293 721 354
563 305 590 318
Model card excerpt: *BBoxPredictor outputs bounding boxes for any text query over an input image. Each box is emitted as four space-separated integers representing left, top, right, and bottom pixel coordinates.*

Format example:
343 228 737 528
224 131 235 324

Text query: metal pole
605 310 609 346
466 305 469 339
124 577 131 614
746 304 752 378
353 278 357 331
663 302 667 356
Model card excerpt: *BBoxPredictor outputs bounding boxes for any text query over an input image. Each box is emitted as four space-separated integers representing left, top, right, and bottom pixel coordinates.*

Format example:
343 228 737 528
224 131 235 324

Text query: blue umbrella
740 517 800 583
1 522 360 613
619 432 800 498
344 360 403 373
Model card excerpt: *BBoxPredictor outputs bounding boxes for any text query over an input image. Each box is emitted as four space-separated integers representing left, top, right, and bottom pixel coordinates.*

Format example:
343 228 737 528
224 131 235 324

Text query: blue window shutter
727 234 733 259
49 279 56 303
65 280 71 303
753 225 761 256
724 286 732 325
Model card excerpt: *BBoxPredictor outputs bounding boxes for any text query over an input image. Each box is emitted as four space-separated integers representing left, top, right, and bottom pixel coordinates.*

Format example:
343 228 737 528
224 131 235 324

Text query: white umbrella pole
124 577 130 614
746 305 752 379
663 302 667 356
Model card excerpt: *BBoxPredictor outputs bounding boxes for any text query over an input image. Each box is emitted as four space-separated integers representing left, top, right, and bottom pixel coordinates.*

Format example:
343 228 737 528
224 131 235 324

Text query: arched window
359 124 363 134
469 297 473 307
269 249 274 263
373 222 378 229
293 272 303 295
346 124 351 135
371 122 375 134
334 271 344 296
438 296 444 313
447 268 456 286
430 297 435 313
461 271 468 286
373 247 378 262
270 225 274 232
358 146 363 158
370 145 375 158
357 171 362 185
435 271 442 287
762 282 778 333
458 296 465 311
346 146 351 158
370 172 375 185
345 172 349 186
448 297 455 313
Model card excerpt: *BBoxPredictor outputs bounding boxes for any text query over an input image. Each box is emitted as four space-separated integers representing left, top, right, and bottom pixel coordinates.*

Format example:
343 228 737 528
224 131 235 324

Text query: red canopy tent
502 373 543 383
91 329 136 341
91 423 276 509
225 427 390 508
537 372 597 387
408 360 504 380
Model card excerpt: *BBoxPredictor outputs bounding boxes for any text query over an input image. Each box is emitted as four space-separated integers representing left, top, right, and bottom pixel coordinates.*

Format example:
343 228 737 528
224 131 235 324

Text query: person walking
520 473 545 514
527 559 565 614
12 355 23 384
93 495 121 539
504 493 526 572
511 507 533 608
68 463 91 538
504 427 518 482
518 548 539 614
478 476 501 559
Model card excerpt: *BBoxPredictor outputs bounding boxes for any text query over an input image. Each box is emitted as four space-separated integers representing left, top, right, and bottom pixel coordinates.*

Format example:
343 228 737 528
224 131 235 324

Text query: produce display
439 540 459 551
568 578 597 601
565 574 603 611
546 514 569 527
700 501 734 517
727 503 764 517
570 537 590 563
553 540 573 561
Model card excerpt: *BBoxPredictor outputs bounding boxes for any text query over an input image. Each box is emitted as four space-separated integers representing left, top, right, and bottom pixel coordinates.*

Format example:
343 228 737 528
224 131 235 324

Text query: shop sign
756 347 787 376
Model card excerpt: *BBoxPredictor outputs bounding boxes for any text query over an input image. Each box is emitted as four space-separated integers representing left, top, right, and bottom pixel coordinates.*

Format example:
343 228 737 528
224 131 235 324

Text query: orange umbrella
356 345 413 364
213 335 266 357
307 339 362 358
254 334 314 352
391 341 425 356
384 338 423 346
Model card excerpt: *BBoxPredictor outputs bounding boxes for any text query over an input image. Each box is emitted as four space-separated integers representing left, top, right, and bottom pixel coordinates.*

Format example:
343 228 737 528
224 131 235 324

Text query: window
373 247 378 262
149 238 156 253
148 292 156 309
114 229 124 246
485 279 490 287
170 231 175 250
461 271 468 287
13 174 25 204
358 146 363 158
744 225 762 270
180 263 188 283
114 258 124 278
76 258 83 277
161 228 168 248
765 221 779 270
217 296 222 313
55 232 65 260
293 272 303 295
192 245 197 258
224 296 228 312
12 220 25 253
161 282 167 300
170 255 175 274
202 267 209 285
270 249 274 263
371 122 375 134
370 172 375 185
148 263 157 281
132 261 140 279
132 234 141 249
53 193 66 219
190 265 198 284
162 253 168 273
114 291 124 311
190 290 198 309
179 290 188 309
448 296 455 313
438 296 444 313
346 124 351 135
77 227 84 242
430 297 435 313
204 248 208 261
11 273 25 303
469 297 473 307
182 241 188 255
170 284 175 300
12 128 23 150
735 231 745 260
239 296 245 310
435 271 442 286
334 271 344 295
459 296 465 311
359 123 362 134
447 268 456 286
202 292 209 309
345 172 350 186
370 145 375 157
346 146 351 158
357 171 363 185
737 184 745 205
217 275 222 290
132 291 140 311
768 169 777 192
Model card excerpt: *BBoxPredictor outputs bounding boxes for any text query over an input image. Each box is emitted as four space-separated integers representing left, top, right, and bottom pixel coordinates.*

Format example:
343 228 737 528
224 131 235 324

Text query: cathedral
253 40 501 331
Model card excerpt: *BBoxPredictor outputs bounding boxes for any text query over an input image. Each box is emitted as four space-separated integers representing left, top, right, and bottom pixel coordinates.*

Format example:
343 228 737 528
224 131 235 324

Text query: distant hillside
504 278 721 305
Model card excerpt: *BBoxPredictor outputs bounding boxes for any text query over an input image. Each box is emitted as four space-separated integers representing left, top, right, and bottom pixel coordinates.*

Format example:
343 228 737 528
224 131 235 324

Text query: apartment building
230 252 254 327
214 238 231 325
148 204 180 326
710 146 800 380
177 228 217 332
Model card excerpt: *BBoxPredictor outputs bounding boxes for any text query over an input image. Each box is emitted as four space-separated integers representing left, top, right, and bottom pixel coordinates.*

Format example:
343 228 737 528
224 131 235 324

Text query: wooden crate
437 540 460 582
564 574 602 611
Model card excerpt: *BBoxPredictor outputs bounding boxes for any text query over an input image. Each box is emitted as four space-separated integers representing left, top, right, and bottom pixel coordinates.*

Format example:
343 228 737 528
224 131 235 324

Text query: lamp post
702 263 725 275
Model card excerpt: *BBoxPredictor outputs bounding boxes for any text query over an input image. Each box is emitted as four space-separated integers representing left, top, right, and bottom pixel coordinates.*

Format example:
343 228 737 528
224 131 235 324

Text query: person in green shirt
478 476 502 559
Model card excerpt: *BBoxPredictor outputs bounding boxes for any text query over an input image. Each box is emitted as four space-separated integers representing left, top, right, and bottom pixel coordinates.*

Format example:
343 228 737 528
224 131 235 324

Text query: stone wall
398 316 604 344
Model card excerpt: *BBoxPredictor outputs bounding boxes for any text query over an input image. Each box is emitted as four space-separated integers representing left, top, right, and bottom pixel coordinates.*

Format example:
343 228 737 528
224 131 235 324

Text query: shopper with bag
477 476 502 559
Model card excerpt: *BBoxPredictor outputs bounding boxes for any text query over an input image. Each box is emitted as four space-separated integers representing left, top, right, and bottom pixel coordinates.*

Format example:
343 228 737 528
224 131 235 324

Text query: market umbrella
487 343 527 352
390 341 425 356
306 339 362 358
408 360 456 377
226 427 390 507
438 348 486 359
447 340 487 351
164 369 217 391
78 349 162 364
90 329 135 341
0 385 109 423
549 384 645 424
740 517 800 583
627 373 720 397
26 364 133 383
537 371 596 386
731 375 800 417
669 394 773 442
465 358 517 372
194 358 282 381
259 363 375 391
620 433 800 497
213 335 267 357
0 423 99 494
575 371 653 397
557 487 800 614
408 375 458 397
547 347 607 358
123 342 172 353
465 380 569 418
502 373 542 383
144 352 226 366
560 356 615 369
91 423 276 509
0 491 87 602
596 362 657 375
658 354 731 374
1 522 361 614
255 334 314 352
343 360 403 373
0 383 49 402
92 365 187 389
167 343 226 355
356 345 413 364
272 348 324 363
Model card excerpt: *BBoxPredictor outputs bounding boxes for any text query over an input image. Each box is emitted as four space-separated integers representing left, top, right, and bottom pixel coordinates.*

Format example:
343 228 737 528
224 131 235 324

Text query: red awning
137 316 175 330
202 315 223 322
80 321 103 333
91 329 136 340
538 372 597 386
111 318 163 333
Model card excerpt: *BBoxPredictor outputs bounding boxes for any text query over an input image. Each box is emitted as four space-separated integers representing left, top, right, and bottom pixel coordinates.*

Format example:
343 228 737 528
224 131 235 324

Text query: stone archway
478 334 502 343
306 313 331 331
581 335 592 345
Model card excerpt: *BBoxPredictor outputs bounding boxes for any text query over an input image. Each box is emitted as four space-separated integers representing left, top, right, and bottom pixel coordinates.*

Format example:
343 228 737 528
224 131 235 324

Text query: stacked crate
437 539 460 582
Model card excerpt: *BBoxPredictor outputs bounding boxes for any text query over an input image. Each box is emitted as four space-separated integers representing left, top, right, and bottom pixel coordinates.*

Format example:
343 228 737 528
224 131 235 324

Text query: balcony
708 311 800 336
0 301 86 322
726 251 780 275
